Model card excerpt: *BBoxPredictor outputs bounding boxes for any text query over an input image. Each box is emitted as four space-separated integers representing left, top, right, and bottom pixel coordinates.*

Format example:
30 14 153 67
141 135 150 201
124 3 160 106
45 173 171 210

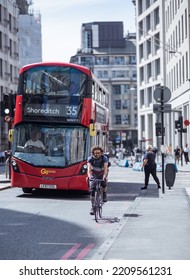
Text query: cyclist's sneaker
103 192 107 202
90 207 95 215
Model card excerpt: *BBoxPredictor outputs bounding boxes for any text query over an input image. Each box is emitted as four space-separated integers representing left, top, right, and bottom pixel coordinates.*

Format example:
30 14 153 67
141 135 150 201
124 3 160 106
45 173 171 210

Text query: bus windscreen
12 124 90 167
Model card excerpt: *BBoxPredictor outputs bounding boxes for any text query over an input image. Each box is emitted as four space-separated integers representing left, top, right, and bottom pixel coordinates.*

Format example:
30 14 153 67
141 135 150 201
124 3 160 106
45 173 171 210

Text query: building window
122 115 130 125
140 89 145 107
115 100 121 109
112 56 125 65
97 70 108 79
178 20 181 47
9 13 11 31
139 20 143 38
146 14 151 32
10 64 13 81
122 99 129 109
182 55 184 84
147 87 152 105
139 43 144 60
147 39 151 56
186 52 188 81
181 14 184 43
185 9 187 38
134 100 138 110
9 39 12 56
0 59 2 77
155 58 160 76
141 115 145 134
147 62 152 79
95 56 109 65
0 31 2 49
80 56 93 66
115 115 121 124
122 84 130 94
154 7 159 27
112 85 121 95
138 0 143 15
112 70 125 78
140 67 144 84
179 59 181 86
130 56 136 65
146 0 150 9
132 70 137 79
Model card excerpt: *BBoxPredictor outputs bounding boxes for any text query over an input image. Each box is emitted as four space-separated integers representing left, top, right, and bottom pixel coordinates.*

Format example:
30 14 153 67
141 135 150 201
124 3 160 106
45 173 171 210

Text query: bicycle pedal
90 207 95 215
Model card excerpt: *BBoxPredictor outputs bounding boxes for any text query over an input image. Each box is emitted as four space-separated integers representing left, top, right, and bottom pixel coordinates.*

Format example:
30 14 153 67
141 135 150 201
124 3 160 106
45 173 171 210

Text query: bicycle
93 179 105 222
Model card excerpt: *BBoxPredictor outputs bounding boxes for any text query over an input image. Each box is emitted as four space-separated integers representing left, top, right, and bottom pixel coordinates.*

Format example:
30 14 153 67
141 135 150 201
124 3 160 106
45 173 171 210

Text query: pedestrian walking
141 145 161 190
174 146 181 164
183 144 189 164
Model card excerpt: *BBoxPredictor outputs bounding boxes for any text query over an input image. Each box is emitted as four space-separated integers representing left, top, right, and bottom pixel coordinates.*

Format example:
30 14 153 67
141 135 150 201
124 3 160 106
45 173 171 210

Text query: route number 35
66 106 78 116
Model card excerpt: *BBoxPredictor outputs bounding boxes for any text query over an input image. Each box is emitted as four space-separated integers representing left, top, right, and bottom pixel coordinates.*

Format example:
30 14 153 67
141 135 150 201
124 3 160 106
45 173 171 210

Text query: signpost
153 86 171 194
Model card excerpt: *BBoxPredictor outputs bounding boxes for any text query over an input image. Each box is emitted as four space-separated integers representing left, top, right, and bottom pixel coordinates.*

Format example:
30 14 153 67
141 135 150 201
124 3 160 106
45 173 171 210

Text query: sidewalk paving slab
100 187 190 260
0 173 11 190
93 159 190 260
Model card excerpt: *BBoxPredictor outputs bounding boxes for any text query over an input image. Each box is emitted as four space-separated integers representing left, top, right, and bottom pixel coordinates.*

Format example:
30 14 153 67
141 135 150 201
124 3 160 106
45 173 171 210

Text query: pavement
0 168 11 190
1 160 190 260
93 159 190 260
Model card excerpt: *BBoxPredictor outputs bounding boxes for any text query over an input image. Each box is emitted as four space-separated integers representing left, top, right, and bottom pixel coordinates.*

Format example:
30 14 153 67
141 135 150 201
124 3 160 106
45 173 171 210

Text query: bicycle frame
93 179 104 222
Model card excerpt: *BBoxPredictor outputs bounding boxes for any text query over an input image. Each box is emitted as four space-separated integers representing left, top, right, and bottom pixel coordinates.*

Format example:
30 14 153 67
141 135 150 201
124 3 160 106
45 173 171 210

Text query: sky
32 0 136 62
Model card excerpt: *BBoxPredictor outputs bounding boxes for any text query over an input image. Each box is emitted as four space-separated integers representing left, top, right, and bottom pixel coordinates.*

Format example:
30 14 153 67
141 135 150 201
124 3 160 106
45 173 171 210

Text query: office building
134 0 190 151
71 22 137 152
18 1 42 68
0 0 19 150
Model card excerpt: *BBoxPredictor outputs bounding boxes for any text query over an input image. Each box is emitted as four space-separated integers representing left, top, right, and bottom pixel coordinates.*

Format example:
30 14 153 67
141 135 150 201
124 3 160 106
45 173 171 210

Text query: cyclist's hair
91 145 104 155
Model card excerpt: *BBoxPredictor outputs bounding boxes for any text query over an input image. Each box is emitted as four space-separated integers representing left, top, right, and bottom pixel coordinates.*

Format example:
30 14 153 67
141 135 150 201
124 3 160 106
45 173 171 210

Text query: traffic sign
153 103 171 113
4 115 11 122
153 86 171 103
184 120 190 126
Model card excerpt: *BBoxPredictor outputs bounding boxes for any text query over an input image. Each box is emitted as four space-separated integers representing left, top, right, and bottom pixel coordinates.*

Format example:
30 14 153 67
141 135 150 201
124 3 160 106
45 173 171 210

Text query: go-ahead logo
41 168 56 175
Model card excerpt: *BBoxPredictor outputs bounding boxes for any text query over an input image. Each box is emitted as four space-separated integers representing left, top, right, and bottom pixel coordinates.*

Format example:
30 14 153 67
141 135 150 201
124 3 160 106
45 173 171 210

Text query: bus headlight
78 164 87 175
11 160 20 172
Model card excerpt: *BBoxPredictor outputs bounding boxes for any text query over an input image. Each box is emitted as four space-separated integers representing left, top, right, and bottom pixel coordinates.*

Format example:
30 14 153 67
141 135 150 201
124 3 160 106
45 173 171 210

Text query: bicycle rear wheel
94 191 99 222
94 188 103 222
98 190 103 218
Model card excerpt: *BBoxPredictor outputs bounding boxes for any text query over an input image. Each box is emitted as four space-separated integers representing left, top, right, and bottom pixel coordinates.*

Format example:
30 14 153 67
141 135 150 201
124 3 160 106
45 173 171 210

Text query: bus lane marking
76 243 95 260
60 243 81 260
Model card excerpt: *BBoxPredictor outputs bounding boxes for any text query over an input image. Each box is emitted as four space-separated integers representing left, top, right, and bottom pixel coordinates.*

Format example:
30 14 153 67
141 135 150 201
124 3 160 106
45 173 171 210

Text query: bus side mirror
8 129 14 142
90 123 96 136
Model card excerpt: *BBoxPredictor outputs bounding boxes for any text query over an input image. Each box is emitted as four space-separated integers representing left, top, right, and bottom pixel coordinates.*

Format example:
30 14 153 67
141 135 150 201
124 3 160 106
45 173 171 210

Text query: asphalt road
1 159 188 260
0 163 143 260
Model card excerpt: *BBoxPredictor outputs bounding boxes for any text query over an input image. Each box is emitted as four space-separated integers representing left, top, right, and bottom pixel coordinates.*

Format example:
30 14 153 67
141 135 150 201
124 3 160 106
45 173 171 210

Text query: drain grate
123 213 140 217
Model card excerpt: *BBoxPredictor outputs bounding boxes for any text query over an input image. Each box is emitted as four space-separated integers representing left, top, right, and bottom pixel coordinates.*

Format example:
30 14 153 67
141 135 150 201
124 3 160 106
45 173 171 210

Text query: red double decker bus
11 62 109 193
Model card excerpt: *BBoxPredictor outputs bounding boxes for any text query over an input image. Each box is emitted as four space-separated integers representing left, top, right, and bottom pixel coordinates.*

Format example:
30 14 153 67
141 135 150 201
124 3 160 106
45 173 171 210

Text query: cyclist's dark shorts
88 177 106 196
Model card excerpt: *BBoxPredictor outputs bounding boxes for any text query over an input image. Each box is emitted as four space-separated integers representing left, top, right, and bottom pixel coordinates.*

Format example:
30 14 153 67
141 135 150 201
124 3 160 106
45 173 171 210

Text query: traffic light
3 94 10 118
155 122 165 136
156 122 162 136
175 116 183 131
2 93 15 122
175 120 180 129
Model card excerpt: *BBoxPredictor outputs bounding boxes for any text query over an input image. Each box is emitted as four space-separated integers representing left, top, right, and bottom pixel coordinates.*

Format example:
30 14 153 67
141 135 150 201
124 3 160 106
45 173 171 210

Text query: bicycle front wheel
94 189 102 222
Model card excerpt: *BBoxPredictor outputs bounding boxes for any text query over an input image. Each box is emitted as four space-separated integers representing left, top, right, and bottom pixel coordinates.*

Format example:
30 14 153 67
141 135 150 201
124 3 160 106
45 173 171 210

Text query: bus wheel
22 188 33 194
